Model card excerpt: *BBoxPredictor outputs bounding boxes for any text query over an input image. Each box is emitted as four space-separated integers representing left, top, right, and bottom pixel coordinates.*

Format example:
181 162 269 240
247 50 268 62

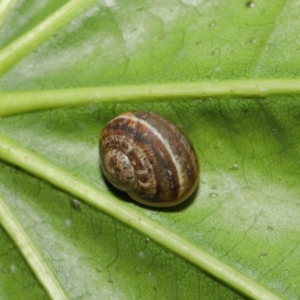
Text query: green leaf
0 1 299 299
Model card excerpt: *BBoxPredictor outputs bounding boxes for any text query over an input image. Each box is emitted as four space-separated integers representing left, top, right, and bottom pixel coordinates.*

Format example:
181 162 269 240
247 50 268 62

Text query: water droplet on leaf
209 193 218 198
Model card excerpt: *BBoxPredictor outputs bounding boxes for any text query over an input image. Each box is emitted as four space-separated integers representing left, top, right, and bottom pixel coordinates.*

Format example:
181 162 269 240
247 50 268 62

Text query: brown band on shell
131 112 199 201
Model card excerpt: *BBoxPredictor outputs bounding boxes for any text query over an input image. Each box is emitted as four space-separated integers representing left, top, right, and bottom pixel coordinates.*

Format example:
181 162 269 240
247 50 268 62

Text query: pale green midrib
0 133 282 300
0 0 95 76
1 79 300 117
0 194 68 300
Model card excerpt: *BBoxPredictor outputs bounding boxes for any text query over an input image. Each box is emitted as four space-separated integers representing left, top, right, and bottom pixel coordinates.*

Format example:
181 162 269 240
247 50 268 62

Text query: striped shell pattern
99 111 199 207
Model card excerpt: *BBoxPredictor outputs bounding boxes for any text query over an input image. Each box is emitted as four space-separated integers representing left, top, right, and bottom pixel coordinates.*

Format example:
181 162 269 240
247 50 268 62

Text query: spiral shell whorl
99 111 199 207
103 149 135 192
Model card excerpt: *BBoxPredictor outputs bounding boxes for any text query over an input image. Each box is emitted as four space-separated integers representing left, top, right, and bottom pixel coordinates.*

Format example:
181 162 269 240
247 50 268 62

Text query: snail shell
99 111 199 207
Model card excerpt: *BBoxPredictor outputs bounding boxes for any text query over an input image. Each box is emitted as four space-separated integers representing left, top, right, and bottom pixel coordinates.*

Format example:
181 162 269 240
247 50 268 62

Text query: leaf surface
0 1 299 299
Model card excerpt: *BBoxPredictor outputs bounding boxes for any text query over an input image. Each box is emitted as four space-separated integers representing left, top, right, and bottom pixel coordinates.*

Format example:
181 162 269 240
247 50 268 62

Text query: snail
99 111 199 207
